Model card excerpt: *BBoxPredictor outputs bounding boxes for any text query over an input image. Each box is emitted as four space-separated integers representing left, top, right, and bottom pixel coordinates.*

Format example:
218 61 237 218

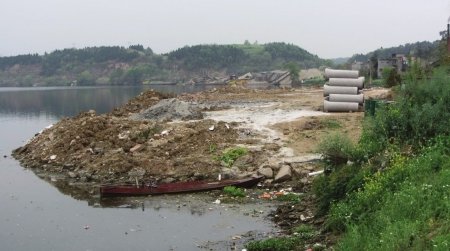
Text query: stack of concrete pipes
323 68 364 112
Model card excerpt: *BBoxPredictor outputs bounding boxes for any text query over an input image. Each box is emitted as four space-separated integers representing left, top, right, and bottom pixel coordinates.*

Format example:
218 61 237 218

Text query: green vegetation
347 41 439 66
312 65 450 250
219 147 248 167
319 118 341 129
292 225 317 241
381 67 401 87
283 62 300 84
275 193 301 203
223 186 246 197
245 236 302 251
0 42 330 87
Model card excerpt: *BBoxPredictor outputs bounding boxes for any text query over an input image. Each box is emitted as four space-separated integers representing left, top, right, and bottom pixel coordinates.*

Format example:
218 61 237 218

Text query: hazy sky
1 0 449 58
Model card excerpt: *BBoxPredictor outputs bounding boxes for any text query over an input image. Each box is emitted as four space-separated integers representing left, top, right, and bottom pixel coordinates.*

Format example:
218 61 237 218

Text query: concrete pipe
329 94 364 104
324 100 359 112
328 77 365 89
325 68 359 79
323 85 358 96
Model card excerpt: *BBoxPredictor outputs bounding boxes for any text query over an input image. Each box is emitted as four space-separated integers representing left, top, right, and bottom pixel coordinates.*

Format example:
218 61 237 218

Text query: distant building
351 61 364 71
377 54 408 78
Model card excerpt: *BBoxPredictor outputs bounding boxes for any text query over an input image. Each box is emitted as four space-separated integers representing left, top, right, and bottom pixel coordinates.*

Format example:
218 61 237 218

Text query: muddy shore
11 85 390 248
12 86 334 185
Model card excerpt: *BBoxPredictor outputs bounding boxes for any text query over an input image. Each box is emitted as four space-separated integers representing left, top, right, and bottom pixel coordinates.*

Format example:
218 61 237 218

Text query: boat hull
100 176 263 197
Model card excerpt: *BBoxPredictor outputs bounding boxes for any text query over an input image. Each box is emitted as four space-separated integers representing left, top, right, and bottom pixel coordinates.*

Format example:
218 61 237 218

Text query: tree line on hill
0 42 330 87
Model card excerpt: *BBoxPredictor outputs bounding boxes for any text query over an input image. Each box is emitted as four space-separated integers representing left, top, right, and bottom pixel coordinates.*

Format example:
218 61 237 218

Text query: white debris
213 199 221 204
161 130 170 136
208 125 215 131
118 131 130 139
308 170 324 176
49 155 57 160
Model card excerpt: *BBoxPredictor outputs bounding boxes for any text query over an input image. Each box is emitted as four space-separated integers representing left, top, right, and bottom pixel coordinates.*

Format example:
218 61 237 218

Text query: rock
263 179 273 185
300 177 308 184
282 154 322 164
263 143 280 151
233 155 253 169
128 167 146 178
63 163 75 170
261 158 281 171
221 166 240 179
130 144 144 153
161 177 175 183
150 139 168 148
68 172 78 178
274 165 292 183
258 167 274 178
93 147 104 154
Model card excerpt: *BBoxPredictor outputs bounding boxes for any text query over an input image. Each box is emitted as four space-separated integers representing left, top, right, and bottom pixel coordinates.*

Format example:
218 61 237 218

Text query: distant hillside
346 40 440 64
329 57 349 65
0 43 331 87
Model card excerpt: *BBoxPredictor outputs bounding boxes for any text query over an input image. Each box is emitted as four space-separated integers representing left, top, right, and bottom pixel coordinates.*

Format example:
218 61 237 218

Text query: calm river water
0 85 276 251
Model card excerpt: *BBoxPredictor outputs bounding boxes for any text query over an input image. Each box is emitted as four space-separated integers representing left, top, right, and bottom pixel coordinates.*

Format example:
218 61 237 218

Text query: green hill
346 40 440 64
0 42 330 87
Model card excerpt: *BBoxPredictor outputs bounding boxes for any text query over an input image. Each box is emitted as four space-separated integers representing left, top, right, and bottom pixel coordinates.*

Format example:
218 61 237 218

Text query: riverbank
11 85 389 248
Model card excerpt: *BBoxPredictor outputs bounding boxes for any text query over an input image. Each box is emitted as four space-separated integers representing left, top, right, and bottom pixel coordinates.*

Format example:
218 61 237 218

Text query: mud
11 85 393 248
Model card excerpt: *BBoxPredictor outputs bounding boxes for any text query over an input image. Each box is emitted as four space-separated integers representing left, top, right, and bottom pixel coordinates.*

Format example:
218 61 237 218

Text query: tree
381 67 401 88
283 62 300 84
77 70 95 86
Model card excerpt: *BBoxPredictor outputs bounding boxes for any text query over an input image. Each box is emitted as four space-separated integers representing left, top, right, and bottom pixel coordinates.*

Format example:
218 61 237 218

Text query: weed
209 144 217 153
276 193 301 203
219 147 247 167
137 125 161 140
317 133 355 166
292 224 316 240
320 119 341 129
223 186 245 197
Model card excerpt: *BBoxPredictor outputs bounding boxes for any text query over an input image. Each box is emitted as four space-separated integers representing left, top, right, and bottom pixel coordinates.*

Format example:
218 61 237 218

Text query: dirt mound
111 90 173 117
131 98 203 121
12 108 262 184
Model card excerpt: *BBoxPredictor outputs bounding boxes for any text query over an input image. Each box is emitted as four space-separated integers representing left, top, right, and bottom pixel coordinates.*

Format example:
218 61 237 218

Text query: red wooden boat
100 175 263 197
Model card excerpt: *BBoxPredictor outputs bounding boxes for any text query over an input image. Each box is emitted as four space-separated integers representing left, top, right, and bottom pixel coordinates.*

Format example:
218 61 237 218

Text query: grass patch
223 186 245 197
219 147 248 167
245 236 302 251
276 193 301 203
320 118 342 129
292 224 317 240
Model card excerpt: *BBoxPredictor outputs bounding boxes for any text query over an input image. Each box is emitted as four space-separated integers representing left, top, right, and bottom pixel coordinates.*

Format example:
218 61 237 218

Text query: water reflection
0 85 277 251
0 85 219 117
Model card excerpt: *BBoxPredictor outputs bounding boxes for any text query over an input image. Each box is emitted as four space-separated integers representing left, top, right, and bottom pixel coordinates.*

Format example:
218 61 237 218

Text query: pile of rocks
323 68 364 112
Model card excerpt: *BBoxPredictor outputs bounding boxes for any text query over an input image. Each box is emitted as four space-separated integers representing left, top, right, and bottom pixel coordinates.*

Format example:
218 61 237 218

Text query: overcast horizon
1 0 449 59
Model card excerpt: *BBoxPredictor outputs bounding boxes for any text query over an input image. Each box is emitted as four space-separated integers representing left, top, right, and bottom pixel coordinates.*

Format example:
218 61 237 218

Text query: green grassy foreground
246 66 450 250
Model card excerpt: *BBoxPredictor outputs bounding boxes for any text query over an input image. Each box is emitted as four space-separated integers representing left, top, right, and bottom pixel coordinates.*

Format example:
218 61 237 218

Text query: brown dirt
11 85 376 186
11 84 393 249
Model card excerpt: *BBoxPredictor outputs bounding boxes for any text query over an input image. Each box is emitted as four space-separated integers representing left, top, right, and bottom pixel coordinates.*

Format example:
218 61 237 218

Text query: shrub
219 147 248 167
292 225 317 240
313 164 368 215
276 193 301 203
317 133 355 166
330 139 450 250
381 67 401 88
223 186 245 197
